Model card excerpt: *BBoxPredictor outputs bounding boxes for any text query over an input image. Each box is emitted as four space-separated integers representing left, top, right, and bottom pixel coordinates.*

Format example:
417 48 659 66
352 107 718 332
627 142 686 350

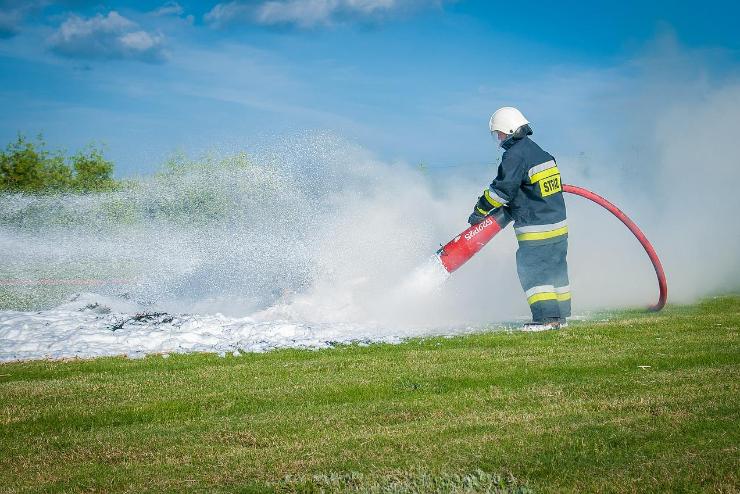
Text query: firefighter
468 107 570 330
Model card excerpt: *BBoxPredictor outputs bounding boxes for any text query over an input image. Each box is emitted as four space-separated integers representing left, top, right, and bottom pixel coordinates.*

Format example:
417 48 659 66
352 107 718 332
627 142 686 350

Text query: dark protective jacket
475 135 567 245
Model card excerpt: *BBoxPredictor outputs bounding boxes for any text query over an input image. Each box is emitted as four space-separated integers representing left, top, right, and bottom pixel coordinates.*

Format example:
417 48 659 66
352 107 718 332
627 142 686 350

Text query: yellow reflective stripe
516 226 569 241
483 189 503 208
530 166 560 184
476 206 489 215
527 292 557 305
557 292 571 302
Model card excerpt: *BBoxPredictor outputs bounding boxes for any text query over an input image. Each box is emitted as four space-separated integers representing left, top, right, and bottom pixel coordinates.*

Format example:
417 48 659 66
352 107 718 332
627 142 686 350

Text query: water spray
436 184 668 311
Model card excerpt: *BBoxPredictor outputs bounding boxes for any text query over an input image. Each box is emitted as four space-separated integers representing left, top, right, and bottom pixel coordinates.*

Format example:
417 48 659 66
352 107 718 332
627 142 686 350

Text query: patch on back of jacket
539 174 562 197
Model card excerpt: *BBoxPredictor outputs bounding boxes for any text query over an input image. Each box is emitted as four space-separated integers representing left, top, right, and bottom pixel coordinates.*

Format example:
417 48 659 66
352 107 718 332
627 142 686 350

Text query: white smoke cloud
650 84 740 300
539 37 740 309
3 31 738 330
429 32 740 313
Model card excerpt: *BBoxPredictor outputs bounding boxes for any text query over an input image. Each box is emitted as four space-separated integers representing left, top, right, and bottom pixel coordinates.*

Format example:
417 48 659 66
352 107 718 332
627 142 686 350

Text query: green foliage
43 154 74 191
70 145 117 192
0 134 51 192
0 134 119 194
0 148 272 230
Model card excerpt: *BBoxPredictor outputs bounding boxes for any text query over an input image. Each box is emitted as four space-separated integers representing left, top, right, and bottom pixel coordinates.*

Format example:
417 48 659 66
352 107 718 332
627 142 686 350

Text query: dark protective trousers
516 237 571 323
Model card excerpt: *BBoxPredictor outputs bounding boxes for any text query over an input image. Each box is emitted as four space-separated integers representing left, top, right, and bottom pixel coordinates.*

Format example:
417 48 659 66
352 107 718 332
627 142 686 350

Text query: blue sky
1 0 739 176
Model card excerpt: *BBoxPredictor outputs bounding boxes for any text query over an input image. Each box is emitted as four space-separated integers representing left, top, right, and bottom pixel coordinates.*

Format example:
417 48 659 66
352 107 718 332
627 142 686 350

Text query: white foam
0 136 528 363
0 292 497 363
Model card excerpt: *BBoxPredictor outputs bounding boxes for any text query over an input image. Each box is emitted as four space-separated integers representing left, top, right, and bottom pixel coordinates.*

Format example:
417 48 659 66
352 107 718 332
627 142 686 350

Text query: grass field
1 296 738 493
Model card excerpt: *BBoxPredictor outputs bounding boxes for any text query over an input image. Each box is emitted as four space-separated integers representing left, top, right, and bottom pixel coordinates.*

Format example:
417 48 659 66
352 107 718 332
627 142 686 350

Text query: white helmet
489 107 529 135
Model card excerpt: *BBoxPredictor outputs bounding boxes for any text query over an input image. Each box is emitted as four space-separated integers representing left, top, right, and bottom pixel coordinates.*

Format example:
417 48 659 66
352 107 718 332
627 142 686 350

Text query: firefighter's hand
468 210 487 225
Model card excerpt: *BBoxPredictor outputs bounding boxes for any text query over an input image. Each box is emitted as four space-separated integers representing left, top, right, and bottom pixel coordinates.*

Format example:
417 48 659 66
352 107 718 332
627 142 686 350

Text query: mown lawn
1 297 738 493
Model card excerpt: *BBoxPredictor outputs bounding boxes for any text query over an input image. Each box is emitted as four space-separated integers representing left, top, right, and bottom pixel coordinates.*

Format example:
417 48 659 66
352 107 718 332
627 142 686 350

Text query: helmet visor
491 130 508 148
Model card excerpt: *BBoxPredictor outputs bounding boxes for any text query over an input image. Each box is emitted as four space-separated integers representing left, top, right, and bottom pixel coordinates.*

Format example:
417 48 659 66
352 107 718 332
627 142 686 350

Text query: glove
468 209 487 225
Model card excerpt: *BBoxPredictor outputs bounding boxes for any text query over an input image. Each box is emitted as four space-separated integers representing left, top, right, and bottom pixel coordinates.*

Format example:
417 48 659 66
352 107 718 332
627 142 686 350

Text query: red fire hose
562 184 667 311
436 184 667 312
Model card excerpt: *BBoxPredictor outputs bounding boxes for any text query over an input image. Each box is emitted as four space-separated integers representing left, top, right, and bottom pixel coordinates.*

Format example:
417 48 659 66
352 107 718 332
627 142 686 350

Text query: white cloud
151 1 185 17
0 0 49 38
49 11 167 63
203 2 251 28
205 0 445 28
119 30 160 52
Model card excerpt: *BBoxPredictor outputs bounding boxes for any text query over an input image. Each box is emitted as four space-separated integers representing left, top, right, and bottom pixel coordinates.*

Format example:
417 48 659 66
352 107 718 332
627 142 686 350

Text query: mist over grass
1 34 739 325
0 133 487 324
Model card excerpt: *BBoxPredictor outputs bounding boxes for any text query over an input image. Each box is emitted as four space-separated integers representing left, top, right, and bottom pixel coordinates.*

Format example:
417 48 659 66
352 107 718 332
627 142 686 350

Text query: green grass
1 297 738 493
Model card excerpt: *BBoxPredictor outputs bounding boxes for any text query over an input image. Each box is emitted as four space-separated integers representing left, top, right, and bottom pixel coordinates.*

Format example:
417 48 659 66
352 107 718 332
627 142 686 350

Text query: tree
0 134 48 192
43 152 75 191
0 135 119 194
71 145 116 192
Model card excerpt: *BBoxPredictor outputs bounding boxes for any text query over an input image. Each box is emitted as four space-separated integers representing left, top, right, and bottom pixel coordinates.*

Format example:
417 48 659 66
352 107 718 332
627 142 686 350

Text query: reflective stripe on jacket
482 136 567 244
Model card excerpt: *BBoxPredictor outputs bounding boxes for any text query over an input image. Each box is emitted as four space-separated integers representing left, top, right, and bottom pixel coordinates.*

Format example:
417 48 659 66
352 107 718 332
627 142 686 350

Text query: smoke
1 34 738 331
550 35 740 309
0 133 525 327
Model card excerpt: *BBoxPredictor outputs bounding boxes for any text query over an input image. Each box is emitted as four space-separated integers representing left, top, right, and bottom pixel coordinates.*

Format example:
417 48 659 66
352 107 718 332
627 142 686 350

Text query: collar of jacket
502 135 527 150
